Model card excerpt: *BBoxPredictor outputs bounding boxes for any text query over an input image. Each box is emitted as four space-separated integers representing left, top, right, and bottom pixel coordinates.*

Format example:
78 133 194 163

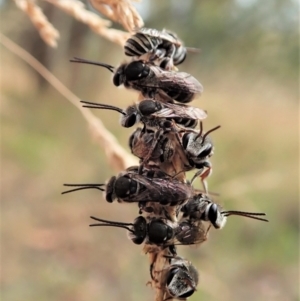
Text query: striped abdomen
124 33 162 57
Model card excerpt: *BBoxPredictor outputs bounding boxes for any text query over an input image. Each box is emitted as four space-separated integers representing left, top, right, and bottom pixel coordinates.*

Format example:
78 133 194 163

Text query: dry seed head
90 0 144 32
14 0 60 47
46 0 131 46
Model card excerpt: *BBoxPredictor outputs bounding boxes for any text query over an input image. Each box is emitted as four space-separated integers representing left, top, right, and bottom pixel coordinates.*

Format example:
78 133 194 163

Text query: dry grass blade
0 33 137 171
90 0 144 32
45 0 131 46
14 0 60 47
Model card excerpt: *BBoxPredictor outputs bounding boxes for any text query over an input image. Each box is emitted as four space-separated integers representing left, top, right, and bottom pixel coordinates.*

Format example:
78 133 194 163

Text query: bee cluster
63 28 268 300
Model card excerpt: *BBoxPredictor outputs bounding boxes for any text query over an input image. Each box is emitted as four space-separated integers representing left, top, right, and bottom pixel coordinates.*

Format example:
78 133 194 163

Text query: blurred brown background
1 0 299 300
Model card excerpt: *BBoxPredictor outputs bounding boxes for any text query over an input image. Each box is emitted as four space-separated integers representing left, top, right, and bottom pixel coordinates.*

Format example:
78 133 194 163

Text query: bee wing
130 174 193 204
136 67 203 95
158 71 203 94
152 104 207 120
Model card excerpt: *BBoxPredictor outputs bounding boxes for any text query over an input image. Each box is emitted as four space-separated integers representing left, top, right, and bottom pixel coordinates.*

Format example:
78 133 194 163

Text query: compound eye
198 145 213 158
113 72 122 86
208 203 218 224
131 216 147 244
105 176 116 202
179 289 195 299
123 113 137 127
125 61 149 81
131 235 145 245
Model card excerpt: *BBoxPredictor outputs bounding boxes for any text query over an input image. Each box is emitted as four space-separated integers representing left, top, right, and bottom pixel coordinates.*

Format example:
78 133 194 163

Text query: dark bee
128 127 188 169
70 57 203 103
124 28 198 70
89 215 208 248
129 127 172 163
181 193 269 229
181 122 221 193
80 99 207 129
161 256 199 300
62 167 194 206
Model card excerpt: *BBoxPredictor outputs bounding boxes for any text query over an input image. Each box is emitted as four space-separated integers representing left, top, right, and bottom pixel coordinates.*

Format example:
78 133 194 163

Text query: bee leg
160 58 174 70
190 161 212 194
200 168 212 194
139 129 163 173
149 48 167 61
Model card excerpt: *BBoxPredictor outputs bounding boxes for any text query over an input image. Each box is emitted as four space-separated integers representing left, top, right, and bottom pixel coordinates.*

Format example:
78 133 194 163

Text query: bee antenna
221 210 269 222
202 125 221 141
185 47 201 54
195 121 203 140
62 183 105 194
70 57 115 73
80 101 126 115
89 216 134 232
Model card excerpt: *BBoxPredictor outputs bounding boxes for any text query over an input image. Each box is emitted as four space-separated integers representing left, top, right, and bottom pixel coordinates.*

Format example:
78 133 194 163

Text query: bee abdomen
173 46 187 65
173 117 198 128
167 90 193 104
124 33 161 57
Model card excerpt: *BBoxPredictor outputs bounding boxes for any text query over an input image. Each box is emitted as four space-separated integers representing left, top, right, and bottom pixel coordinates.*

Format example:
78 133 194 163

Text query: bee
124 27 198 70
181 193 269 229
181 122 221 193
70 57 203 103
128 127 190 172
161 256 199 300
129 127 174 164
62 167 194 206
80 99 207 130
89 215 208 248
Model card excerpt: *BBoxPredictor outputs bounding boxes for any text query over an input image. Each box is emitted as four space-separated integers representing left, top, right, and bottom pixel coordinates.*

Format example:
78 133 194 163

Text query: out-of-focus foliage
1 1 299 301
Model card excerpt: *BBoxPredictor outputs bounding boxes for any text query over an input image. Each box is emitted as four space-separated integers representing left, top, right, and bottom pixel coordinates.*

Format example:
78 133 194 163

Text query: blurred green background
1 0 299 300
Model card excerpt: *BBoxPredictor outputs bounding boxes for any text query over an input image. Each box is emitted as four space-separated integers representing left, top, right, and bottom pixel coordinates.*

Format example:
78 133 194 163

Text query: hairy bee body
181 194 269 229
70 58 203 103
81 99 206 130
106 168 194 205
129 128 175 163
124 28 187 69
130 63 202 103
162 256 199 300
90 215 208 250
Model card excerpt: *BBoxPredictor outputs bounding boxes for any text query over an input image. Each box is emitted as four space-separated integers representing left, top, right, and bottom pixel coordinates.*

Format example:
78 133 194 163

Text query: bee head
89 216 147 245
106 176 116 202
129 216 147 244
113 63 127 86
121 106 140 127
124 61 150 81
206 203 226 229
